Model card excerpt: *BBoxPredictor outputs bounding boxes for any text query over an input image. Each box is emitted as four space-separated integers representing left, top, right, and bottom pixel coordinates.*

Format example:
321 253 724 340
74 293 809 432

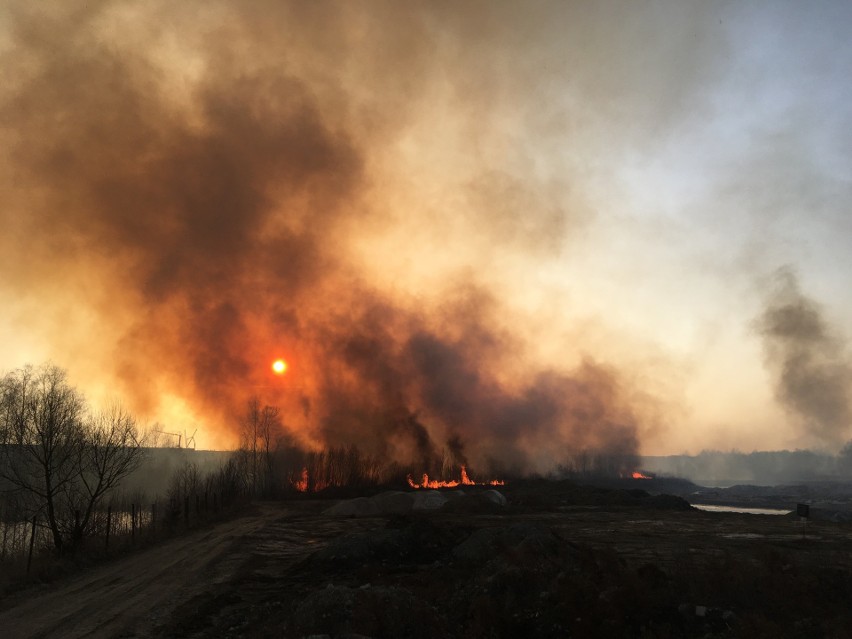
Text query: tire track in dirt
0 504 285 638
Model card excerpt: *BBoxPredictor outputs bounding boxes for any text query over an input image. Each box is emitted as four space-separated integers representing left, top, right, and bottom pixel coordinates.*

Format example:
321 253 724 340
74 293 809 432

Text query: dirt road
0 502 381 639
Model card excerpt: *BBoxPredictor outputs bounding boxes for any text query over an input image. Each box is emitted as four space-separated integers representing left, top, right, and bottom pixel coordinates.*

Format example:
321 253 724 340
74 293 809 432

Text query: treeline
0 365 249 562
230 397 522 496
229 396 411 497
644 447 852 485
232 421 403 497
556 448 640 479
231 397 647 495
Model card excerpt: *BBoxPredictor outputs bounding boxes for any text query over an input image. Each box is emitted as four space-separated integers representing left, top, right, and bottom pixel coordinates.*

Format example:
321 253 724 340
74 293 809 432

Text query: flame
290 464 506 492
632 471 652 480
272 359 287 375
293 467 308 492
407 465 505 489
290 467 329 492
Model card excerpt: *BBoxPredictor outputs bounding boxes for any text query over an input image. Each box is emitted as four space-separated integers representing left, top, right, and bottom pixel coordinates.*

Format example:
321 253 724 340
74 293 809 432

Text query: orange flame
632 471 652 480
407 465 505 489
293 467 309 492
290 467 331 492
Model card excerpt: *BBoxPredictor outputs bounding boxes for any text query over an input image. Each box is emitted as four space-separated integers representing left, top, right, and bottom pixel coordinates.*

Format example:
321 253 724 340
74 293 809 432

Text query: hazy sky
1 1 851 462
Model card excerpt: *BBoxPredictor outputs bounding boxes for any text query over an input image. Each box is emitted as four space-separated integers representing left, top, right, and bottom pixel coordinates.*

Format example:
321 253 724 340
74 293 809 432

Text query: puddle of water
692 504 792 516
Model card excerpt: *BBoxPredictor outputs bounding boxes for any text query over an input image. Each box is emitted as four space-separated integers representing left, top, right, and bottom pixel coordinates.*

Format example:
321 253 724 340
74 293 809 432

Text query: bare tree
239 397 282 496
0 365 85 551
260 405 280 495
240 397 262 495
168 461 201 502
66 403 146 543
0 365 145 551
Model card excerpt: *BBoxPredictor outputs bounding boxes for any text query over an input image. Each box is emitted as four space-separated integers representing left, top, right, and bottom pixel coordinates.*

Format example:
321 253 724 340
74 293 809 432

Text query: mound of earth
323 489 507 517
293 584 442 639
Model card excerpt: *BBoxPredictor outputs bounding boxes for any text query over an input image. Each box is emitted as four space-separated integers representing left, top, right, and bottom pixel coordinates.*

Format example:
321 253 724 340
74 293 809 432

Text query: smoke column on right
756 267 852 446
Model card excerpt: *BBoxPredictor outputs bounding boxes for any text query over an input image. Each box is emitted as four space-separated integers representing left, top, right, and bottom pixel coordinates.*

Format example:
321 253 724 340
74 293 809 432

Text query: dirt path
0 503 295 638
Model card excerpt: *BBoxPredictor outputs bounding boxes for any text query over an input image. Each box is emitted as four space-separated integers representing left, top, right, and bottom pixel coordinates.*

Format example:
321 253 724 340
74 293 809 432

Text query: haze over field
2 1 852 466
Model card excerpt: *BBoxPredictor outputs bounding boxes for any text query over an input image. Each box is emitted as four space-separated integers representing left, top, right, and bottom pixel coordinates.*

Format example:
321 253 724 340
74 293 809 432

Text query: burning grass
406 466 505 489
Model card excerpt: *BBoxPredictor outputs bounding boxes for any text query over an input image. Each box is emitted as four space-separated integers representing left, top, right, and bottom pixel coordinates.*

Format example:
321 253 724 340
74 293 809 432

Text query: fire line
407 466 505 489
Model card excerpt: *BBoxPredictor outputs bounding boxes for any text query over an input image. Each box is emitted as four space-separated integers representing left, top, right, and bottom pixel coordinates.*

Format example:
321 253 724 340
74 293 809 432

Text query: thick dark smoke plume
310 296 642 472
757 267 852 445
0 2 653 473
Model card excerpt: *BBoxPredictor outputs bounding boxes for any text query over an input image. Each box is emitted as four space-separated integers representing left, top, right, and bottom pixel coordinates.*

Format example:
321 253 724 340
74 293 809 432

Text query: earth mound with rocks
323 489 507 518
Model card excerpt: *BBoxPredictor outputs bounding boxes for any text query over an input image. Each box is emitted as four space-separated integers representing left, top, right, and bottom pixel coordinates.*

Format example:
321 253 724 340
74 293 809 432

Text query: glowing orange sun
271 359 287 375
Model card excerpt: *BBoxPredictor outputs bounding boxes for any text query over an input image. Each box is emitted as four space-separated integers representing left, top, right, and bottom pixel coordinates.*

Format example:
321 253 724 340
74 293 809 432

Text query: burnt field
3 480 852 638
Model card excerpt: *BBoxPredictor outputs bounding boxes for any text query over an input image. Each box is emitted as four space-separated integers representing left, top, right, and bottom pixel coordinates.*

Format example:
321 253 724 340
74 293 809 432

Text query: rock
452 523 552 564
311 529 402 566
412 490 448 511
481 489 508 506
324 489 451 517
372 491 415 515
323 497 380 518
453 527 504 564
441 490 508 514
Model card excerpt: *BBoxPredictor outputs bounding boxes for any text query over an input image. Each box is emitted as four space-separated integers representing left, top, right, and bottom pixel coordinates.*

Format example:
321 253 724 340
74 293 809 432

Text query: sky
1 1 852 466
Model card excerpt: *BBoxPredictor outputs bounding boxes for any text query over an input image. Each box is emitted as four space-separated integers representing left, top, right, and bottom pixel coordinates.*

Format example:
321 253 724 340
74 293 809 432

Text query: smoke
0 1 666 472
756 267 852 445
302 293 642 473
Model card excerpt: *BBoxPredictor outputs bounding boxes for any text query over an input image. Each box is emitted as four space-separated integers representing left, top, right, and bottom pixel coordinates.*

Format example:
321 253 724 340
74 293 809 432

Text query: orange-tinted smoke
0 2 651 472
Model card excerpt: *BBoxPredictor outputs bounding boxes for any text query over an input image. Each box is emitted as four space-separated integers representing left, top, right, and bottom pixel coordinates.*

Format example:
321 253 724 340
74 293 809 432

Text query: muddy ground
2 481 852 638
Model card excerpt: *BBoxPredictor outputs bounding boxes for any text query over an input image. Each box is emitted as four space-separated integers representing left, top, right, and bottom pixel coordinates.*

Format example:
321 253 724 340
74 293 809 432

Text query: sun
271 359 287 375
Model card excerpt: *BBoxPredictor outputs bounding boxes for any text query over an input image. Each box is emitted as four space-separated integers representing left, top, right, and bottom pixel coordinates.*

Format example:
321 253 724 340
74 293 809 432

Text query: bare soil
2 487 852 638
0 502 368 638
